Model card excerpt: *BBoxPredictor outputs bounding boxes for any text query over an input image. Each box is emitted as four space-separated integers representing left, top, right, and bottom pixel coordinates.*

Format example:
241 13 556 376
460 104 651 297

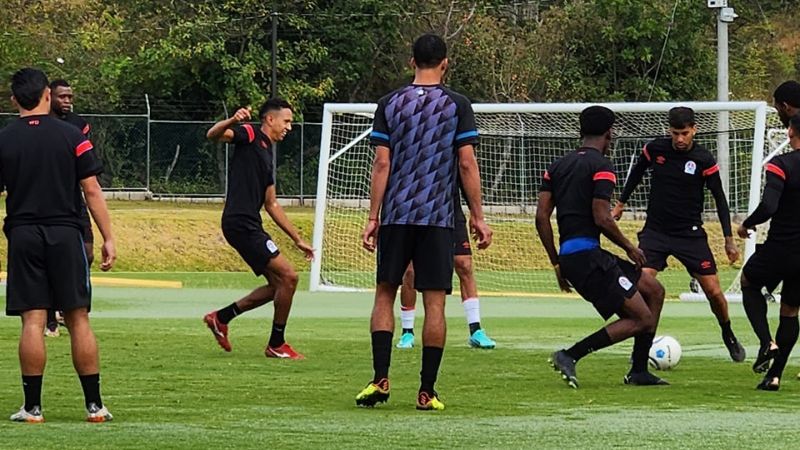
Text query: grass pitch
0 279 797 449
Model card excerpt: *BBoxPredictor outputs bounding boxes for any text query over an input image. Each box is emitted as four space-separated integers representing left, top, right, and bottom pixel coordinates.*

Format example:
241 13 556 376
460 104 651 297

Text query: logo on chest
656 156 666 165
684 161 696 175
258 139 269 149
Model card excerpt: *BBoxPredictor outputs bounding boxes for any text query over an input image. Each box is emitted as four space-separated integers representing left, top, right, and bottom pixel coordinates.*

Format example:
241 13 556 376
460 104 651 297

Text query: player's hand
554 264 571 293
724 237 740 264
626 246 646 268
470 217 493 249
232 107 252 123
737 224 752 239
100 239 116 272
295 239 315 261
611 201 625 221
362 219 379 252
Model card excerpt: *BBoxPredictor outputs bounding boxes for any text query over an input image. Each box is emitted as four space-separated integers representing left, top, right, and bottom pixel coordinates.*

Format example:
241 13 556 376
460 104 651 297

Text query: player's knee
704 286 724 302
638 309 656 333
454 256 472 278
281 269 299 290
63 308 90 329
86 250 94 266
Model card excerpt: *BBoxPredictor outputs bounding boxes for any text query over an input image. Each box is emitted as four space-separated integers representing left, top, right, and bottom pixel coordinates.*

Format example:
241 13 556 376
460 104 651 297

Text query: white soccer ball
648 335 681 370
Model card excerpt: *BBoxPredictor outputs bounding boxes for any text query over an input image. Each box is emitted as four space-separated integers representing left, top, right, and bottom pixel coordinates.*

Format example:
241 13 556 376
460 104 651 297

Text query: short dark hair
11 68 49 110
668 107 695 128
774 81 800 108
49 79 71 90
579 105 615 137
258 98 293 120
412 34 447 69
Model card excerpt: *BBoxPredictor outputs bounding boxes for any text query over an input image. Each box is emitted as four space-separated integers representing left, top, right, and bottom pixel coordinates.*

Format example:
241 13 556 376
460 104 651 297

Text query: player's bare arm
362 145 390 252
592 197 645 266
458 144 492 249
535 191 570 292
263 184 313 261
206 107 252 142
80 175 115 271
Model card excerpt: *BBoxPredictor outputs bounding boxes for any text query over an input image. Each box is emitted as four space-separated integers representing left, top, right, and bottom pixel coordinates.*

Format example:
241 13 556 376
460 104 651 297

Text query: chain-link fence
0 112 321 199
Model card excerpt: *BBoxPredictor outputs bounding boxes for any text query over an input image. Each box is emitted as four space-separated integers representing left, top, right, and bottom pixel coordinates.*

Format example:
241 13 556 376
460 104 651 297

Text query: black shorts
5 225 91 316
79 203 94 244
743 241 800 305
453 208 471 256
377 225 454 292
638 228 716 276
222 225 280 276
559 248 640 320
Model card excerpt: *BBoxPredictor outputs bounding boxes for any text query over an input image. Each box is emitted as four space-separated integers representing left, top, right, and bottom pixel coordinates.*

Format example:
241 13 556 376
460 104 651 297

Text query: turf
0 288 796 449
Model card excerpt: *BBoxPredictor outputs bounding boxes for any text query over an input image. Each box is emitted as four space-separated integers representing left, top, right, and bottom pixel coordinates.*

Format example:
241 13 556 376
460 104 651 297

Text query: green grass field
0 276 797 449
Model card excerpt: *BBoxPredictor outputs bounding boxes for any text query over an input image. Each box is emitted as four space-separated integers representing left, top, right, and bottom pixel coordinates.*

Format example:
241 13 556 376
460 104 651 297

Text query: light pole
709 0 738 200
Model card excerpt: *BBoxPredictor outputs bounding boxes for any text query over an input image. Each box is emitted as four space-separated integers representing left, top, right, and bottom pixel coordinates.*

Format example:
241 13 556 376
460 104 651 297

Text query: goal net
310 102 777 300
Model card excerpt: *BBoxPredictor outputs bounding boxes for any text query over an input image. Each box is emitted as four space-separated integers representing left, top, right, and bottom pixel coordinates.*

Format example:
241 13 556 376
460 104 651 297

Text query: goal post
311 101 777 299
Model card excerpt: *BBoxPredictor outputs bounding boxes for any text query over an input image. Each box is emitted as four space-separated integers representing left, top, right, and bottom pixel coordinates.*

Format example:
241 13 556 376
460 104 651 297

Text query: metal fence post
300 122 304 205
145 94 151 193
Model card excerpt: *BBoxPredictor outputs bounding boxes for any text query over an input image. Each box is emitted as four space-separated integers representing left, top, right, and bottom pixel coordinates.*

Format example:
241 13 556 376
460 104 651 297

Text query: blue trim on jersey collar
371 131 390 141
560 237 600 255
456 130 479 140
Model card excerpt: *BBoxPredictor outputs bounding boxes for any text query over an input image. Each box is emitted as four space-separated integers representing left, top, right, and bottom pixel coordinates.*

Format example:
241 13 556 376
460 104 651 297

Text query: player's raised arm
206 107 252 142
263 184 314 260
613 144 651 220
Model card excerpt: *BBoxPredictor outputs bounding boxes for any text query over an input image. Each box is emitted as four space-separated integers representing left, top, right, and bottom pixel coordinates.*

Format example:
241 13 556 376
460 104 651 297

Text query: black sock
216 302 242 325
79 373 103 409
402 328 414 335
742 285 772 347
46 310 57 331
420 346 444 393
720 320 733 338
371 331 393 382
268 322 286 348
468 322 481 335
22 375 43 412
630 332 655 373
565 328 613 361
767 316 799 379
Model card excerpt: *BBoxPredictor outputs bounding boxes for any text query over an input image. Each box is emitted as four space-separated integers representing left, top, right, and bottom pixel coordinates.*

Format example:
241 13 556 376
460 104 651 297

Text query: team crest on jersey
618 276 633 291
656 156 666 164
266 240 278 253
684 161 696 175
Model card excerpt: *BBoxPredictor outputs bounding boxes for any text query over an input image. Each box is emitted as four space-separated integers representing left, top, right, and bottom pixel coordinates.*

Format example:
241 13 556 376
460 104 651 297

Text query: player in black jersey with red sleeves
536 106 667 388
738 114 800 390
203 99 313 360
613 107 745 362
47 79 94 337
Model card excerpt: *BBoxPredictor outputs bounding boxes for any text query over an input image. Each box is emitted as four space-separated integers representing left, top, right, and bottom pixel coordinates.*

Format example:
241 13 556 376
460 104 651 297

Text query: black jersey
59 111 90 137
0 115 102 233
743 151 800 246
221 124 274 231
540 147 617 243
618 138 732 237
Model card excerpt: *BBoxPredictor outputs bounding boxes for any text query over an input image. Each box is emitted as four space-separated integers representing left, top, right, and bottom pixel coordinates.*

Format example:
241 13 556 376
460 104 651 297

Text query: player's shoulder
645 137 671 152
378 85 413 105
690 143 715 162
438 86 472 105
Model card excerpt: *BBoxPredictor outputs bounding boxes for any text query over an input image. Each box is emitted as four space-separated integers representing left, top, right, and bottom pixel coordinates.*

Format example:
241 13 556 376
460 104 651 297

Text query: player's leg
628 269 665 378
759 289 800 391
263 253 302 359
693 272 745 362
412 226 453 410
356 225 411 407
45 309 59 337
741 247 780 372
396 263 416 349
12 310 47 423
47 226 111 422
455 254 495 349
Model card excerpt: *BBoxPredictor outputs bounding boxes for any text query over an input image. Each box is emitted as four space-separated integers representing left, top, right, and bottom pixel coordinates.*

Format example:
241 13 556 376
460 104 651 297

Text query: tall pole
271 12 278 190
716 10 730 202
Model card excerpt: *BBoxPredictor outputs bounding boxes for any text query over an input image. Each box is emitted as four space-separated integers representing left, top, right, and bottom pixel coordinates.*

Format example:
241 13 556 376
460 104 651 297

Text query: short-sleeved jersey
370 84 478 229
222 123 274 231
0 115 103 233
624 138 719 236
744 152 800 245
60 111 90 137
540 147 616 243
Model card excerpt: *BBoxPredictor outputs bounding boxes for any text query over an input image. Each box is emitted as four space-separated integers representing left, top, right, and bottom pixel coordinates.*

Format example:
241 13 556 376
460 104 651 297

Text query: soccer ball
648 335 681 370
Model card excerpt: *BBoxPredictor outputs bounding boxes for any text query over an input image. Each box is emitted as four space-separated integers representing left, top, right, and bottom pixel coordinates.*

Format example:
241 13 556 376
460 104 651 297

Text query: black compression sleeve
743 174 784 228
706 173 733 236
618 154 649 203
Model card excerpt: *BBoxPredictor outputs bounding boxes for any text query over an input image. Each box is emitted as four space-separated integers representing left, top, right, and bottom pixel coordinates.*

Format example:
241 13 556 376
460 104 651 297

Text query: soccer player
356 33 492 411
1 68 116 422
612 107 746 362
537 105 668 388
203 99 312 360
737 113 800 390
740 81 800 378
46 79 94 337
396 190 496 350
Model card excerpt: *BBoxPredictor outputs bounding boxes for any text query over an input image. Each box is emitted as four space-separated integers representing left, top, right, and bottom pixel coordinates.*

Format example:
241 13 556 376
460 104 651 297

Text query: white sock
462 298 481 326
400 307 415 331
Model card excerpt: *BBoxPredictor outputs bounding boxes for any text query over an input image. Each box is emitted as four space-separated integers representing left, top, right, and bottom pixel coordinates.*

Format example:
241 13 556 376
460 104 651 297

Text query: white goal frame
310 101 770 295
